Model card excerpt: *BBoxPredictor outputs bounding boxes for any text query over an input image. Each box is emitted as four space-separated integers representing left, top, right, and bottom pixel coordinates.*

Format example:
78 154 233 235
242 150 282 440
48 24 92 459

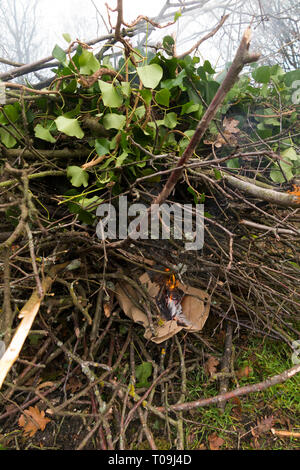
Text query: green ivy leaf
78 49 100 74
164 112 177 129
52 44 67 65
55 116 84 138
0 127 17 148
226 158 240 169
103 113 126 130
203 60 215 74
284 69 300 87
252 65 271 84
162 35 175 56
34 124 56 143
121 81 131 98
174 10 182 21
155 88 170 107
1 103 20 123
270 162 294 183
95 137 110 156
137 64 163 89
62 33 71 43
181 101 200 115
98 80 123 108
281 147 298 161
140 89 152 105
161 69 187 91
77 195 103 210
115 150 128 167
67 166 89 187
135 362 152 388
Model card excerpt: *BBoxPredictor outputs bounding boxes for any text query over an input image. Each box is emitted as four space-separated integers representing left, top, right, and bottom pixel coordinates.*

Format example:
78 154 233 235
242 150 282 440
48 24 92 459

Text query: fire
164 269 178 291
154 266 189 325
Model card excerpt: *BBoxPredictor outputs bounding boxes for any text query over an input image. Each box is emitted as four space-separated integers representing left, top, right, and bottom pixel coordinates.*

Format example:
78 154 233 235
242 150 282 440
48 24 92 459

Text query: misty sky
36 0 222 64
40 0 175 48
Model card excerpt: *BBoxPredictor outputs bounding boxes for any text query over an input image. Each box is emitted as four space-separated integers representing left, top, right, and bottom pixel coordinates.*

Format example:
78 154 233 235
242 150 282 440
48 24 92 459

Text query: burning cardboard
116 272 210 343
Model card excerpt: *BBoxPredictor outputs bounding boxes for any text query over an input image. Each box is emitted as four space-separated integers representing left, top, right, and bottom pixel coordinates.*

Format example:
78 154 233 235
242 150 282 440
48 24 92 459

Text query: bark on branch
152 27 260 207
155 363 300 413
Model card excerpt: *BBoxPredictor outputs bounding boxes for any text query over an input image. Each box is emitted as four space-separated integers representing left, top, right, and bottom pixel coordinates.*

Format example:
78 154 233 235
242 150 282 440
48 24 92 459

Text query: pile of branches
0 0 299 449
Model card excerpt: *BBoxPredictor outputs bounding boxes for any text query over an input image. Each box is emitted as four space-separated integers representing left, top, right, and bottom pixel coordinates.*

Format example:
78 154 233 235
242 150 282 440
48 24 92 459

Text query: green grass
185 336 300 450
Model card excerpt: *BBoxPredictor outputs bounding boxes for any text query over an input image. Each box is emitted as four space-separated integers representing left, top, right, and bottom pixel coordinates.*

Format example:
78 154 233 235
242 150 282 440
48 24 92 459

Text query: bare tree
0 0 40 79
211 0 300 70
253 0 300 70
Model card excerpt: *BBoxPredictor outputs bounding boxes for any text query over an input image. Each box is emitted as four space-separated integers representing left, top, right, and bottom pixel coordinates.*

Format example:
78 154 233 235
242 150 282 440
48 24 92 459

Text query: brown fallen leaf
208 432 224 450
223 117 240 134
251 415 275 438
18 405 51 437
204 118 240 149
236 365 253 378
204 356 220 377
103 301 112 318
230 396 243 420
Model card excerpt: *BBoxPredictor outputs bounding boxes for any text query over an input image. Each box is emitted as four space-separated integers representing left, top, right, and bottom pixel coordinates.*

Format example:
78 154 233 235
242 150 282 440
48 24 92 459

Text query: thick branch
152 27 260 207
224 173 300 208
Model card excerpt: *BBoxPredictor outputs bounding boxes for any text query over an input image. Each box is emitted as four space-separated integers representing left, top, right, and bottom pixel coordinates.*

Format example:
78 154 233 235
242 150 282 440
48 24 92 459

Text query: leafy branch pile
0 9 299 449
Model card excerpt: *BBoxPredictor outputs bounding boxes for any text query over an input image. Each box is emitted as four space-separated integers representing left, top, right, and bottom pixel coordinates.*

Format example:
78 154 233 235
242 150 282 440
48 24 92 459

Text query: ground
0 318 299 450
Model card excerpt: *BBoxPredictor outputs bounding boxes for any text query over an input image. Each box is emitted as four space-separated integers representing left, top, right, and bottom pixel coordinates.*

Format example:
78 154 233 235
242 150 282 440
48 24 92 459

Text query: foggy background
0 0 299 85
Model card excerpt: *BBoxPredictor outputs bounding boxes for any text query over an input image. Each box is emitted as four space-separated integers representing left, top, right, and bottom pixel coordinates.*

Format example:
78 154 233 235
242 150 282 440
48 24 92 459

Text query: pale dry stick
0 261 70 389
271 429 300 438
0 81 60 96
137 407 158 450
25 222 43 298
240 219 300 236
56 278 93 325
223 173 300 208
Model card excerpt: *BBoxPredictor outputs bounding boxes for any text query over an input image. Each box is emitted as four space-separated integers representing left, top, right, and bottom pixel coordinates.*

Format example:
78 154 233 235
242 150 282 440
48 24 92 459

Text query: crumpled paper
116 272 210 343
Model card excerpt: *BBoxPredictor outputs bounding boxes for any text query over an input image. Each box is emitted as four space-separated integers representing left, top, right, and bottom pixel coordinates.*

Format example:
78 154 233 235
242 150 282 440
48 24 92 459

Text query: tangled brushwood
0 0 299 450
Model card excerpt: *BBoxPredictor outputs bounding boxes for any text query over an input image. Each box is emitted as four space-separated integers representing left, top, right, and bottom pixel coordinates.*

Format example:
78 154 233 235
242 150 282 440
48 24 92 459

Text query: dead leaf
251 415 275 438
204 356 220 377
198 443 207 450
256 415 276 434
231 397 243 420
208 432 224 450
236 365 252 378
18 405 51 437
204 118 240 149
223 117 240 134
103 301 112 318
